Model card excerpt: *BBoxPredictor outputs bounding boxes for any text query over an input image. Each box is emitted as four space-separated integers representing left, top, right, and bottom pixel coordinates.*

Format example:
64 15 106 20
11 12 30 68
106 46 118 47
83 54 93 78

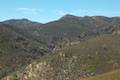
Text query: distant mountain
2 15 120 54
37 15 120 44
4 18 42 28
2 15 120 51
3 19 47 44
3 15 120 43
1 15 120 79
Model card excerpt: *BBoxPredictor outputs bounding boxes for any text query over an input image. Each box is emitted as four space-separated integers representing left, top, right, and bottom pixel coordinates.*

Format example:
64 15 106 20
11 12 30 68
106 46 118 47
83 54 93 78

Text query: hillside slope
1 15 120 80
82 69 120 80
3 35 120 80
0 23 49 79
3 19 46 44
3 15 120 47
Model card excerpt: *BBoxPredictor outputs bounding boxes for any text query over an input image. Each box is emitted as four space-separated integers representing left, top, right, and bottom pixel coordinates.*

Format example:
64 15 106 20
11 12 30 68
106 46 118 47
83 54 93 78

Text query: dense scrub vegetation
2 35 120 80
0 15 120 79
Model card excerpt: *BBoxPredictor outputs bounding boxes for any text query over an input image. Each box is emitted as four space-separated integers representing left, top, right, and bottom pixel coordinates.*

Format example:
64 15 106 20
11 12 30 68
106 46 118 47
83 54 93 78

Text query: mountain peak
60 14 80 20
19 18 31 22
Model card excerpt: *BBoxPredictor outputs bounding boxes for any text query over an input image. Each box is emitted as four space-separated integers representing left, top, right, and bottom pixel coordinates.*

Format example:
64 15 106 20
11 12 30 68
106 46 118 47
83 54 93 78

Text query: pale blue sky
0 0 120 23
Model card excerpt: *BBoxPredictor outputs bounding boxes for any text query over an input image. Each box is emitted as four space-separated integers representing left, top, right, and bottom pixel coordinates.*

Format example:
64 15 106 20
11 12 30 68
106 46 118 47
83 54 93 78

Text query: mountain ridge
0 15 120 80
3 15 120 24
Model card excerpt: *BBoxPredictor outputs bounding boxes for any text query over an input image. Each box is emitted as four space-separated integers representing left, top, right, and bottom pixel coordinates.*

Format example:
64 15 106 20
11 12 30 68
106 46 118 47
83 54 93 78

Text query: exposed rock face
1 53 94 80
2 61 54 80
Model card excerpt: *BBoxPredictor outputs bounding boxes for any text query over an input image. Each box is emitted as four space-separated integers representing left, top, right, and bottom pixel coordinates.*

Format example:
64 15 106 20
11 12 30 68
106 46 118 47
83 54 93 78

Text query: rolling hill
0 22 49 78
0 15 120 80
2 35 120 80
3 15 120 46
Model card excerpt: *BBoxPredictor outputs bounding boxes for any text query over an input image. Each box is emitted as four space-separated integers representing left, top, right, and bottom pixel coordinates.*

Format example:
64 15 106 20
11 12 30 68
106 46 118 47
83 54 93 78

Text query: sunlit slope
82 69 120 80
46 34 120 76
9 35 120 80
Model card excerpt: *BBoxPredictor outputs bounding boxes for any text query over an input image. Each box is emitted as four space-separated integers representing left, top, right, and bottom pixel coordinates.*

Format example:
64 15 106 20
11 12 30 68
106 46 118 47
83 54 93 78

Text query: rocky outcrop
2 61 52 80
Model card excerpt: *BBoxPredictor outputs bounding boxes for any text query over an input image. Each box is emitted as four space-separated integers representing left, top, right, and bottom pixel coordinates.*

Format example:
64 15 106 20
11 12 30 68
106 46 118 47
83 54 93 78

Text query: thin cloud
55 9 113 17
55 9 88 16
16 8 43 15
